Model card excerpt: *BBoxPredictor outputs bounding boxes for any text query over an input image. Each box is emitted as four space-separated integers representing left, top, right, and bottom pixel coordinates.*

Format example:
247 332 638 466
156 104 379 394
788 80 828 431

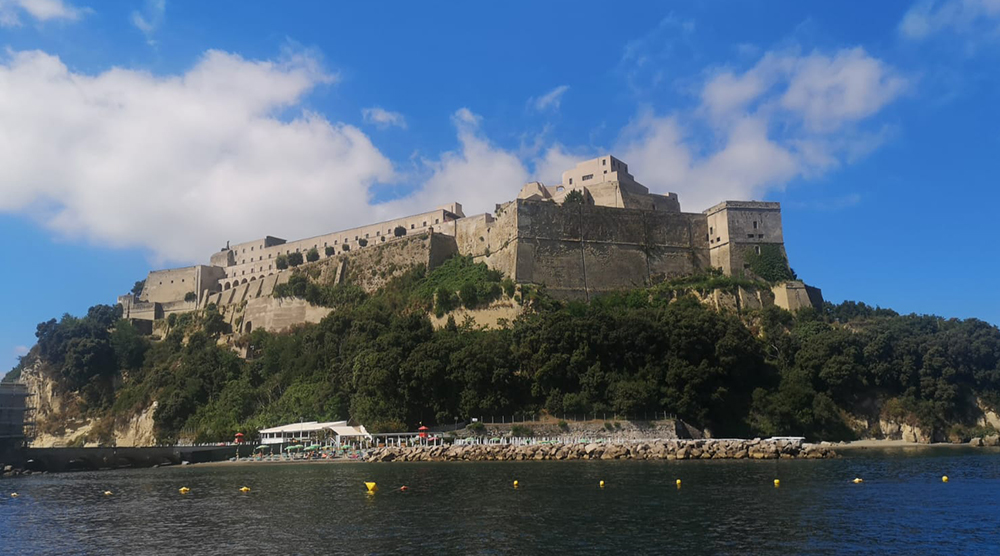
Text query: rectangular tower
704 201 786 277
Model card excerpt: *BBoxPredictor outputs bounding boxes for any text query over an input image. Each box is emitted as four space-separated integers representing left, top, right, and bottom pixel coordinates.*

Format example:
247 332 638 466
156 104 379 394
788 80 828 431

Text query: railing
473 411 677 424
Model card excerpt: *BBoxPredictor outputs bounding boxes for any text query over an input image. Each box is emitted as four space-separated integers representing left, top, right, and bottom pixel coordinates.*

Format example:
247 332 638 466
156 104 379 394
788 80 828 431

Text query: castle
119 155 821 331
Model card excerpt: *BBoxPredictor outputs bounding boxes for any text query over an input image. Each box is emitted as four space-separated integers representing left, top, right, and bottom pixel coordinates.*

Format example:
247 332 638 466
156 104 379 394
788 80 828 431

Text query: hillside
7 256 1000 446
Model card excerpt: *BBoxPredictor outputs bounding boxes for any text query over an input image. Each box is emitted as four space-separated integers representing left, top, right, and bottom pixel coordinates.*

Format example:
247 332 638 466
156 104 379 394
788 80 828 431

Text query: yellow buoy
852 478 863 484
239 486 251 493
599 480 605 488
513 480 519 489
773 479 780 488
104 491 113 496
178 487 190 494
365 482 378 493
942 476 949 483
676 479 682 488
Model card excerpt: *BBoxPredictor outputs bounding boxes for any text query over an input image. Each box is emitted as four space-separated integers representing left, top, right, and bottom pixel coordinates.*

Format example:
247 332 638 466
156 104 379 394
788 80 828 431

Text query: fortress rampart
119 155 822 330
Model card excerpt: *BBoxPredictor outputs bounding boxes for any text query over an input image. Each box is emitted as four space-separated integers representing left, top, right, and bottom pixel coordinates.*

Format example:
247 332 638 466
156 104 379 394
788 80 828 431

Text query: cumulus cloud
0 0 82 26
0 44 908 266
382 108 529 217
899 0 1000 40
617 47 907 210
362 106 407 129
131 0 166 45
531 85 569 111
0 48 397 263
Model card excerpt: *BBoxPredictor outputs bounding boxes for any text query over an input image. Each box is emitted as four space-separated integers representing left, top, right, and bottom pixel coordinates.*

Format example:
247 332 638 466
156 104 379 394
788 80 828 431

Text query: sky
2 0 999 371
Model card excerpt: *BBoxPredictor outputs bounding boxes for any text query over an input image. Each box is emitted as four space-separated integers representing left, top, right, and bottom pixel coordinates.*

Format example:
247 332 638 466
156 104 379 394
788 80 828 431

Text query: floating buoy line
4 473 956 501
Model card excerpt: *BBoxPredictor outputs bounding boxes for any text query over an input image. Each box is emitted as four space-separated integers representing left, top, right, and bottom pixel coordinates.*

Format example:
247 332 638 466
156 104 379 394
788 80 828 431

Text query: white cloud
131 0 165 45
378 108 529 218
362 106 407 129
0 44 908 266
13 345 29 357
531 145 589 186
617 47 907 210
0 0 82 26
900 0 1000 40
0 49 396 263
531 85 569 111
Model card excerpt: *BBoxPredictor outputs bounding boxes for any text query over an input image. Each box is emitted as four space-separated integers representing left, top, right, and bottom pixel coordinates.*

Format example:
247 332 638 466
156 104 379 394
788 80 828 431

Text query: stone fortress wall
118 155 822 332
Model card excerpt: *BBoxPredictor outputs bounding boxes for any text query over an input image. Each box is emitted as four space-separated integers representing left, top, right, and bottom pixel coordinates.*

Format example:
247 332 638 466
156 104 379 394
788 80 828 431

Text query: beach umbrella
255 445 270 451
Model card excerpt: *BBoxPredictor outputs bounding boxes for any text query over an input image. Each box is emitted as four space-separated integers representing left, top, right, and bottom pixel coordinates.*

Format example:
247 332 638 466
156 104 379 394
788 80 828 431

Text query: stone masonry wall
510 200 710 299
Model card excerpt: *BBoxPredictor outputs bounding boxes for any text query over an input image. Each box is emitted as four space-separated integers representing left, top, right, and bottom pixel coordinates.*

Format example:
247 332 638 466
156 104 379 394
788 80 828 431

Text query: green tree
131 280 145 296
459 282 479 308
325 246 335 257
184 291 197 302
276 254 289 270
563 189 585 205
288 252 304 267
306 247 320 262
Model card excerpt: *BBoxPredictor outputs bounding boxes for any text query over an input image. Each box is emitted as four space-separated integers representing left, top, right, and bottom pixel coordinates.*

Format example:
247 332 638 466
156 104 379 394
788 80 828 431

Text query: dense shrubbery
10 262 1000 444
745 245 797 282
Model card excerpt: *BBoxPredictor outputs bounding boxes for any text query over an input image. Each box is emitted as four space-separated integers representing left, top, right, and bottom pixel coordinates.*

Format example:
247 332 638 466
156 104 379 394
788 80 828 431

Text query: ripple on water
1 448 999 555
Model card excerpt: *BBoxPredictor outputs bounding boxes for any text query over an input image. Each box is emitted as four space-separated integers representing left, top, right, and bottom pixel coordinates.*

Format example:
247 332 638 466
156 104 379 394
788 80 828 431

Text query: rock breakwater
366 438 837 463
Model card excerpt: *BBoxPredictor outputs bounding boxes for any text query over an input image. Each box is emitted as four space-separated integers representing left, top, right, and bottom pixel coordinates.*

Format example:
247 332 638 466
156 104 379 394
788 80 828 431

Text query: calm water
1 447 999 555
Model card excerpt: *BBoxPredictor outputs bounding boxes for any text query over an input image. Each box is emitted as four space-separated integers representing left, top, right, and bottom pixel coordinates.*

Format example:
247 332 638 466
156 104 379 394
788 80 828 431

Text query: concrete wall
218 205 464 286
141 267 199 303
508 200 710 299
772 281 823 312
240 297 333 334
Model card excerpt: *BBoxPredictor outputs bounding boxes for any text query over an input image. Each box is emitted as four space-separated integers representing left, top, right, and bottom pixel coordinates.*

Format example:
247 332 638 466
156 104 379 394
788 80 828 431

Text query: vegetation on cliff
8 257 1000 445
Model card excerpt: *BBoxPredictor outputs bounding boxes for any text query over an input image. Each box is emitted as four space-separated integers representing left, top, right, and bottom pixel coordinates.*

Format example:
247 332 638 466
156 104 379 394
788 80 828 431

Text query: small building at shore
258 421 371 446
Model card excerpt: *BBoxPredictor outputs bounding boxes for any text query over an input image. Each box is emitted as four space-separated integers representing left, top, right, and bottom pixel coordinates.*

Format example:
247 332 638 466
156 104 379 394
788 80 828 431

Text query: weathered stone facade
119 155 822 329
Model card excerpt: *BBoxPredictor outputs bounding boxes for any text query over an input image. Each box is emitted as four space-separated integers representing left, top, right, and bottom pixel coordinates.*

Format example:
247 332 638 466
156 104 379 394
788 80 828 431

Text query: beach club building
257 421 372 446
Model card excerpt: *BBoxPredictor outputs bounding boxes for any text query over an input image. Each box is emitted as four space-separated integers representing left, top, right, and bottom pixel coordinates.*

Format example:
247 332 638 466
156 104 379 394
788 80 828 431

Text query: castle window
748 234 755 239
365 233 369 238
753 221 758 229
181 279 185 282
569 178 573 185
376 232 380 236
582 174 593 181
758 234 764 239
710 227 714 234
716 237 721 242
251 246 254 251
159 281 162 285
754 246 761 255
170 280 173 284
602 159 606 166
411 224 415 229
422 221 427 227
435 219 439 224
604 170 607 174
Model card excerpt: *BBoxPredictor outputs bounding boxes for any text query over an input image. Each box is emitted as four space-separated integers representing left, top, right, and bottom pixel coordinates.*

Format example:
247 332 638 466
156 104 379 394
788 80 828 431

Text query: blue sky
2 0 999 371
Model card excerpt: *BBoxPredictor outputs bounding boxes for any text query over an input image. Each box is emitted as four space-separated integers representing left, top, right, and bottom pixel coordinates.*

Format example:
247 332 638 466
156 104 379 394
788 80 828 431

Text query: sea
1 446 998 555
